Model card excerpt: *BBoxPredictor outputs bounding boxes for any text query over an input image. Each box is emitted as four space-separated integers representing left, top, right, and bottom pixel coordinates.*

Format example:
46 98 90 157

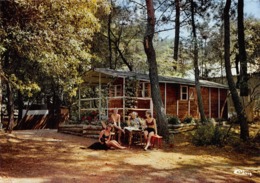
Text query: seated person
89 124 126 150
127 111 141 128
124 112 143 146
143 110 157 151
109 108 124 144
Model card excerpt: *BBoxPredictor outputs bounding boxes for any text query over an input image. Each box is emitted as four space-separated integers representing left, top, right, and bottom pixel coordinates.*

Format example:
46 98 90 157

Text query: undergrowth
191 124 227 147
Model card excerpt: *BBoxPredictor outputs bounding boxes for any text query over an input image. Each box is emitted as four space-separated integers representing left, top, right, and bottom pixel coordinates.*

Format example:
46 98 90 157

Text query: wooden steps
58 124 103 138
58 123 197 138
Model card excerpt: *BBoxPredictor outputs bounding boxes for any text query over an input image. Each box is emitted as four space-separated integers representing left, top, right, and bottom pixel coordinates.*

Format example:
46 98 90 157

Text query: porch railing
79 96 153 121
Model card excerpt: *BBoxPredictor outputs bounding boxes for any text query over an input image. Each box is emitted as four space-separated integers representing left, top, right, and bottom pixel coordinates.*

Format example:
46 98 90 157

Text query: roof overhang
81 70 114 86
82 68 229 89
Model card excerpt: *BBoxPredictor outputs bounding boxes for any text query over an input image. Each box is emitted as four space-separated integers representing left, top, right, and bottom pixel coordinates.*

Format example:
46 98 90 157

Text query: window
139 82 150 97
115 85 122 96
180 86 188 100
110 85 122 97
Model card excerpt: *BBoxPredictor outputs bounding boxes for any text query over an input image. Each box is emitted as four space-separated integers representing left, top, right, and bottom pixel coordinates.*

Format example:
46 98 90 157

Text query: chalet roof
83 68 228 89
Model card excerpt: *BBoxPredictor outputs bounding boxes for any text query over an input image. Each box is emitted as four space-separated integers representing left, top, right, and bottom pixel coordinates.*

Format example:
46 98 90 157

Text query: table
124 127 143 147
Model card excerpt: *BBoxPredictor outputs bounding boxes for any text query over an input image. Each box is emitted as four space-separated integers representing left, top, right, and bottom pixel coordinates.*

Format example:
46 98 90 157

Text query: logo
234 169 252 176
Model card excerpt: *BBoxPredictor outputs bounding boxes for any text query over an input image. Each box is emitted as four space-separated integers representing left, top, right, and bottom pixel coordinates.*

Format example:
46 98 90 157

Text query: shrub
168 116 180 125
192 124 227 146
183 116 195 124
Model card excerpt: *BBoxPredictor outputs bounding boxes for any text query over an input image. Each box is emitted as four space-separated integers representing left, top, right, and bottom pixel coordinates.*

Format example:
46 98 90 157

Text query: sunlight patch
44 138 63 142
99 166 114 172
7 138 22 143
86 151 102 158
0 177 51 183
123 152 182 169
149 171 172 177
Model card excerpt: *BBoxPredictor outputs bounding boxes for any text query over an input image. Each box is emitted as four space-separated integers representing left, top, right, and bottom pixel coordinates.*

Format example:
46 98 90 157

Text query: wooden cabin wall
107 77 228 121
189 87 199 118
160 83 166 106
108 78 124 117
201 87 210 118
164 84 199 120
165 84 178 116
178 101 189 119
161 83 228 121
211 88 219 118
109 78 123 97
108 78 153 119
108 99 123 108
220 89 228 119
190 100 199 118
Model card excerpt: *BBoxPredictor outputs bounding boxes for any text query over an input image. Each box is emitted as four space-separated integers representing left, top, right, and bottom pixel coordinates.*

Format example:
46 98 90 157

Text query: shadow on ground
0 130 259 183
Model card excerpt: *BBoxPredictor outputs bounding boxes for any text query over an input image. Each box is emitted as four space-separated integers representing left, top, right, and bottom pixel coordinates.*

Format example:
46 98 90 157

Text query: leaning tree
143 0 169 138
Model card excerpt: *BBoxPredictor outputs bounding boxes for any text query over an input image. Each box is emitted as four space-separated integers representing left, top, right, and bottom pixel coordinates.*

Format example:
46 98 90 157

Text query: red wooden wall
108 78 228 121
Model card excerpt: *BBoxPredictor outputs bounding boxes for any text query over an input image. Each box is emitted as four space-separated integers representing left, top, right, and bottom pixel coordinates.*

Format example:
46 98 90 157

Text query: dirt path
0 129 259 183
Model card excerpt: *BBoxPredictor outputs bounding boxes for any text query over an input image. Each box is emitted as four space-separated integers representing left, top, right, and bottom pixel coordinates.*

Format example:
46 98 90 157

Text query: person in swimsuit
99 124 126 149
143 110 157 151
110 108 124 144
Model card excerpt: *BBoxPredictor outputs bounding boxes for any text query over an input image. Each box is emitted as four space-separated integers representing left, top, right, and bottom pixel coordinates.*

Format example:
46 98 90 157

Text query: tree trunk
224 0 249 140
108 3 113 69
0 64 2 129
191 0 207 123
173 0 180 70
113 41 133 71
6 82 14 133
237 0 248 96
17 91 23 123
143 0 169 139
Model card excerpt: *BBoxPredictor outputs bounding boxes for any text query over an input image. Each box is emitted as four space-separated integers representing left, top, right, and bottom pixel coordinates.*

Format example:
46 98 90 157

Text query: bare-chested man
109 108 125 144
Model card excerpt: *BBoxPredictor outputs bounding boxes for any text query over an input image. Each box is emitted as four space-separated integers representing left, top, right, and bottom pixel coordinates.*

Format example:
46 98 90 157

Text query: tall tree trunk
143 0 169 139
173 0 180 70
191 0 207 123
224 0 249 140
108 3 113 69
237 0 248 96
6 82 14 133
0 64 2 129
113 42 133 71
17 91 23 124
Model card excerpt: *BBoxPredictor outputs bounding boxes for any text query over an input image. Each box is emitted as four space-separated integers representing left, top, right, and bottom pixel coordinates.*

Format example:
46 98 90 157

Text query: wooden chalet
79 68 229 121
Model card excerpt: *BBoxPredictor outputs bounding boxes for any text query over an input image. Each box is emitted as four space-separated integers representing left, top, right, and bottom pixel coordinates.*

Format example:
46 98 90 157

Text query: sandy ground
0 129 259 183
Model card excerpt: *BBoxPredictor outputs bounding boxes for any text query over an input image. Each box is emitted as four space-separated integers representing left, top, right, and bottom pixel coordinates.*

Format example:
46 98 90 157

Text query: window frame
110 84 122 97
139 82 150 97
180 85 189 100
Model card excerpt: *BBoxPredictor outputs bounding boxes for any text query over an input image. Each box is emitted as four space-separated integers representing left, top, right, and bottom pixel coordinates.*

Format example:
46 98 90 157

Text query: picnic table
124 126 143 147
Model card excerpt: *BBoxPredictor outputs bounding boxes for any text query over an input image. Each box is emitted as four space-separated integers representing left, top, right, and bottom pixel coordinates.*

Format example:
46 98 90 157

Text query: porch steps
58 123 197 138
58 124 102 138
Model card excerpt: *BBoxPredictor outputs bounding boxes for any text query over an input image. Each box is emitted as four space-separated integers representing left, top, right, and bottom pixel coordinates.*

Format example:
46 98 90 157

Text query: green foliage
0 0 109 102
183 116 195 124
244 18 260 72
192 124 227 146
168 116 180 125
205 17 260 77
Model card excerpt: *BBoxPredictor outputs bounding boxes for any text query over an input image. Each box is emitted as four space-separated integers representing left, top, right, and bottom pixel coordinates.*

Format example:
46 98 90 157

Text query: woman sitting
127 111 141 128
143 110 157 151
89 124 126 150
99 124 126 149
